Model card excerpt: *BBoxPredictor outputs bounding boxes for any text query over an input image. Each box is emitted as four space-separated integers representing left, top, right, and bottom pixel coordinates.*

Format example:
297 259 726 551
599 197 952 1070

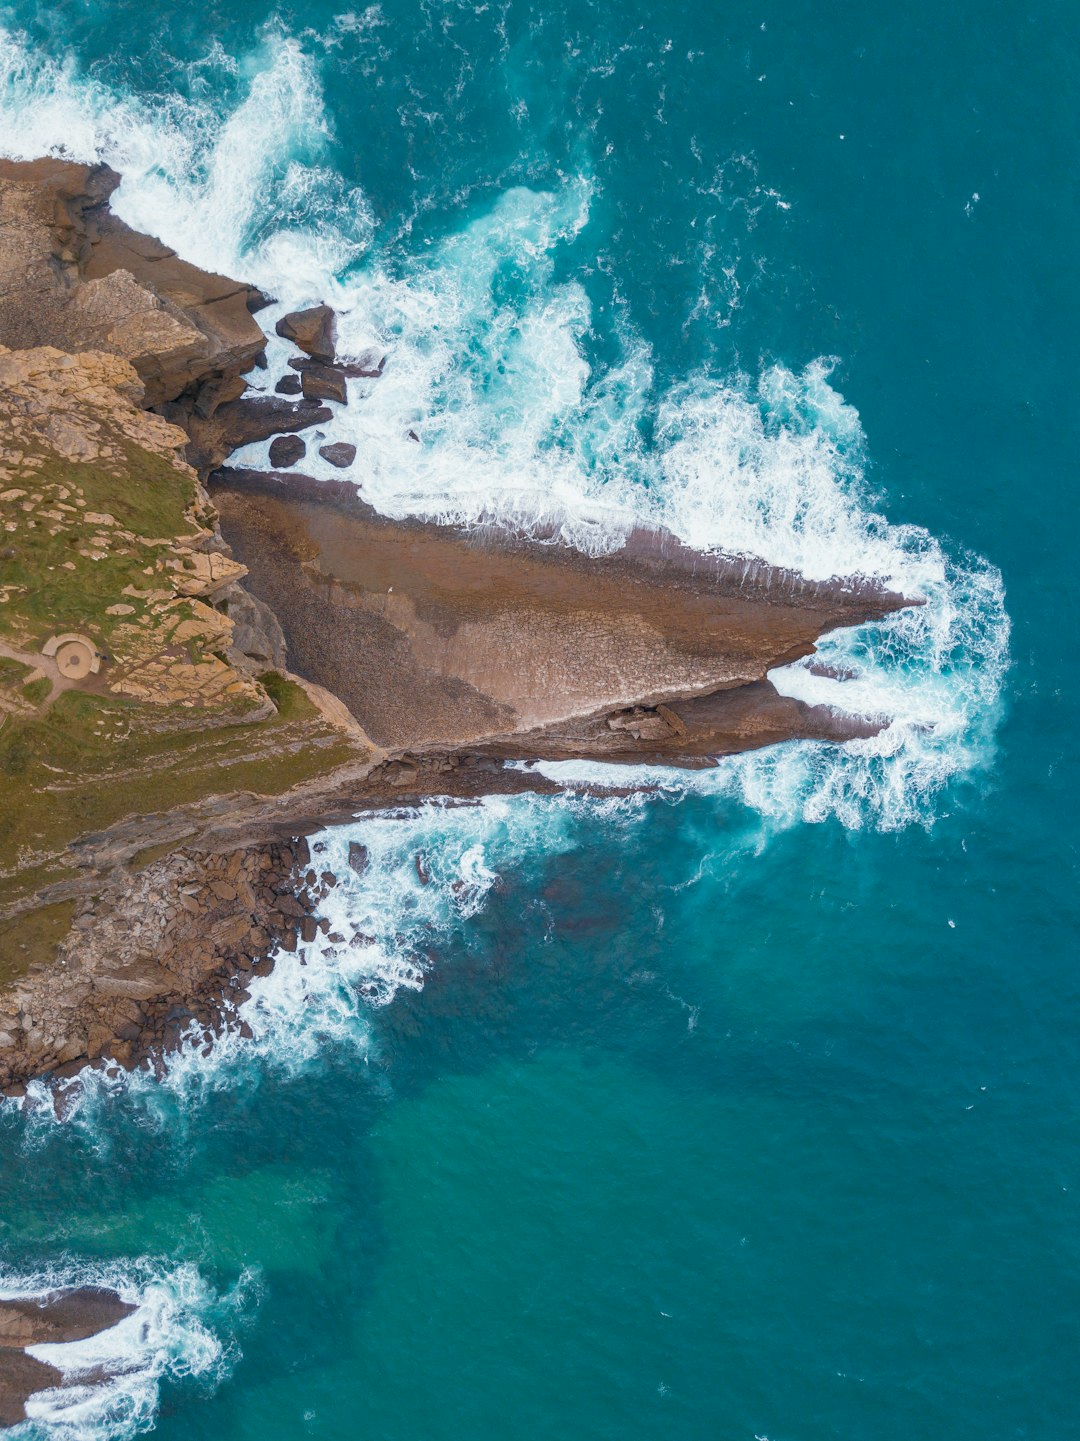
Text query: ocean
0 1 1077 1436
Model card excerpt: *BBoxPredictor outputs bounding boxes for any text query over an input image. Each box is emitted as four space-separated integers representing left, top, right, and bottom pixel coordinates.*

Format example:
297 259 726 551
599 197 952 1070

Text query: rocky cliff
0 155 916 1104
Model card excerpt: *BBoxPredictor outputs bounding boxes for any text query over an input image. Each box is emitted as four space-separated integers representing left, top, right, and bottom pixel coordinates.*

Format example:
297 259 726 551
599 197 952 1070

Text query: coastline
0 154 913 1099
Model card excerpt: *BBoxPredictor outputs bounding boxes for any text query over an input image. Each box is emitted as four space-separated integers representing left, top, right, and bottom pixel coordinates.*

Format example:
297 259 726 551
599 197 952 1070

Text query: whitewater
0 22 1013 1439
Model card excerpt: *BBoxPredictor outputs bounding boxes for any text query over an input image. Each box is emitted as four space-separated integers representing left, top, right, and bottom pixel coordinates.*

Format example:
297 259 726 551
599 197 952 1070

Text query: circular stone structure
42 632 100 680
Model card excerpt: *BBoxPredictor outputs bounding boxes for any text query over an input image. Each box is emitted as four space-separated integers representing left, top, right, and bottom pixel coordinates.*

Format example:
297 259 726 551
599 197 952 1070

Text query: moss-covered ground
0 439 369 937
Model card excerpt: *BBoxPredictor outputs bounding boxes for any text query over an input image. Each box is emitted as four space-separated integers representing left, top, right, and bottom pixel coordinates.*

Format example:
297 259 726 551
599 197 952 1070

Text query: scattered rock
174 395 332 474
276 304 336 362
319 442 356 469
268 434 307 468
301 365 348 406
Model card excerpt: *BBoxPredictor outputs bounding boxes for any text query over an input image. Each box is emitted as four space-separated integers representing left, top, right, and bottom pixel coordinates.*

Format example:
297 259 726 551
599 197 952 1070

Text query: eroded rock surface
0 1287 135 1427
0 840 318 1090
0 158 265 407
212 467 909 763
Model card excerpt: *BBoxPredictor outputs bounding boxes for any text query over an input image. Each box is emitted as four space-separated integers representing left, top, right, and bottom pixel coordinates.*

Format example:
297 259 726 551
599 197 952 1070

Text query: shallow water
1 2 1078 1437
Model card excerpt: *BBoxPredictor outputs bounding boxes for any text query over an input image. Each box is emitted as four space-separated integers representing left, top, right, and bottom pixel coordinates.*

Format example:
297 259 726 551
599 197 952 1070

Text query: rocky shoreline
0 838 320 1097
0 152 916 1107
0 1287 138 1427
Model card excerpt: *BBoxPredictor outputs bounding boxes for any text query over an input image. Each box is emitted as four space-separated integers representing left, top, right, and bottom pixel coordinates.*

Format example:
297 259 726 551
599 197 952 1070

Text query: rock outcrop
0 1288 137 1426
0 344 270 715
0 840 318 1091
0 158 266 408
211 467 908 765
0 154 922 1101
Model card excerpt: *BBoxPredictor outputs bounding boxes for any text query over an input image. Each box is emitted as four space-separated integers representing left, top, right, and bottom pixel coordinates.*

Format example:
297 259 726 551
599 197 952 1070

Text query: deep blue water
1 3 1078 1437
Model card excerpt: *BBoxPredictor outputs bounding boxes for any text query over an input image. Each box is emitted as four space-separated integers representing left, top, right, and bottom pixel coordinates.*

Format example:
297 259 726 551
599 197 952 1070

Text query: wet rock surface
319 442 356 468
174 395 333 474
268 433 307 468
275 304 336 362
300 363 348 405
210 466 911 759
0 1287 135 1427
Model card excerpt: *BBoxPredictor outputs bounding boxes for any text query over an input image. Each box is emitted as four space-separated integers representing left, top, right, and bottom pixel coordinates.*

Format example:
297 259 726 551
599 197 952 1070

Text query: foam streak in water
0 25 1009 834
0 1259 254 1441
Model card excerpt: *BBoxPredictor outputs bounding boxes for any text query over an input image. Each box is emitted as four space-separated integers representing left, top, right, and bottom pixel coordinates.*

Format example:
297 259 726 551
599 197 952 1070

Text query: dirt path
0 638 83 716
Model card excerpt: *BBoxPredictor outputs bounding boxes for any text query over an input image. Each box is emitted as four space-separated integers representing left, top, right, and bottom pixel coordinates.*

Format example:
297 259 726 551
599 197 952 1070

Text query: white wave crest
0 25 1009 832
0 1258 254 1441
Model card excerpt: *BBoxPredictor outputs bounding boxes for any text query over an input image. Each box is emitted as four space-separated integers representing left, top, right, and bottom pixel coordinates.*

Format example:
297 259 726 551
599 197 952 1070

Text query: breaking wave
0 23 1010 835
0 1258 254 1441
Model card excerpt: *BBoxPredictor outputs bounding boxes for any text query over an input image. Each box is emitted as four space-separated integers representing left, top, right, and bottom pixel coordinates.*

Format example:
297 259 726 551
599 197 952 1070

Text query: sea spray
0 25 1009 958
0 1259 255 1441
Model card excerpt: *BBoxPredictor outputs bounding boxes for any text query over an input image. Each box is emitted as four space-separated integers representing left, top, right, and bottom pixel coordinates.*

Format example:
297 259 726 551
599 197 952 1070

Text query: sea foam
0 26 1009 828
0 1259 254 1441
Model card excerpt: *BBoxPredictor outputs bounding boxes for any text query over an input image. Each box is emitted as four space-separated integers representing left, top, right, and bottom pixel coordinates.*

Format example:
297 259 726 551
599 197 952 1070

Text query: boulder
348 842 369 877
268 434 307 468
301 364 348 405
276 304 336 362
274 373 302 395
319 442 356 469
172 395 333 473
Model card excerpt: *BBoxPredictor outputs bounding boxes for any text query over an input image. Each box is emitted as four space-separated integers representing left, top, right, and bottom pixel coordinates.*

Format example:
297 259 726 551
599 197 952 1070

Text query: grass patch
0 899 76 986
0 658 30 687
260 671 317 722
0 687 364 910
0 441 195 650
20 677 50 706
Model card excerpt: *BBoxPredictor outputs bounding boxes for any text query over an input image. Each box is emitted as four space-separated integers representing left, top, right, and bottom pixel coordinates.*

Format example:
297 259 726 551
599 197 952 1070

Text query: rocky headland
0 155 914 1104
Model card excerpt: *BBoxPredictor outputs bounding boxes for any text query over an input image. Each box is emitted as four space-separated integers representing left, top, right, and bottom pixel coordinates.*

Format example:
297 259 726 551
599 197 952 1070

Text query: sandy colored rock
0 158 266 407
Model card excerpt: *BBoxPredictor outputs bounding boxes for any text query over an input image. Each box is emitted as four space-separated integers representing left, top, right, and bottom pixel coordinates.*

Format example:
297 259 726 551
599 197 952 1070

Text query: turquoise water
1 2 1078 1436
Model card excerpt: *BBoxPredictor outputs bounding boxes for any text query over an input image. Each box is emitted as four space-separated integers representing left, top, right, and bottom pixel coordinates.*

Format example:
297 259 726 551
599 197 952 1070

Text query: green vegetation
0 441 197 651
0 436 369 954
0 657 30 687
0 899 76 986
0 679 363 911
20 677 50 706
